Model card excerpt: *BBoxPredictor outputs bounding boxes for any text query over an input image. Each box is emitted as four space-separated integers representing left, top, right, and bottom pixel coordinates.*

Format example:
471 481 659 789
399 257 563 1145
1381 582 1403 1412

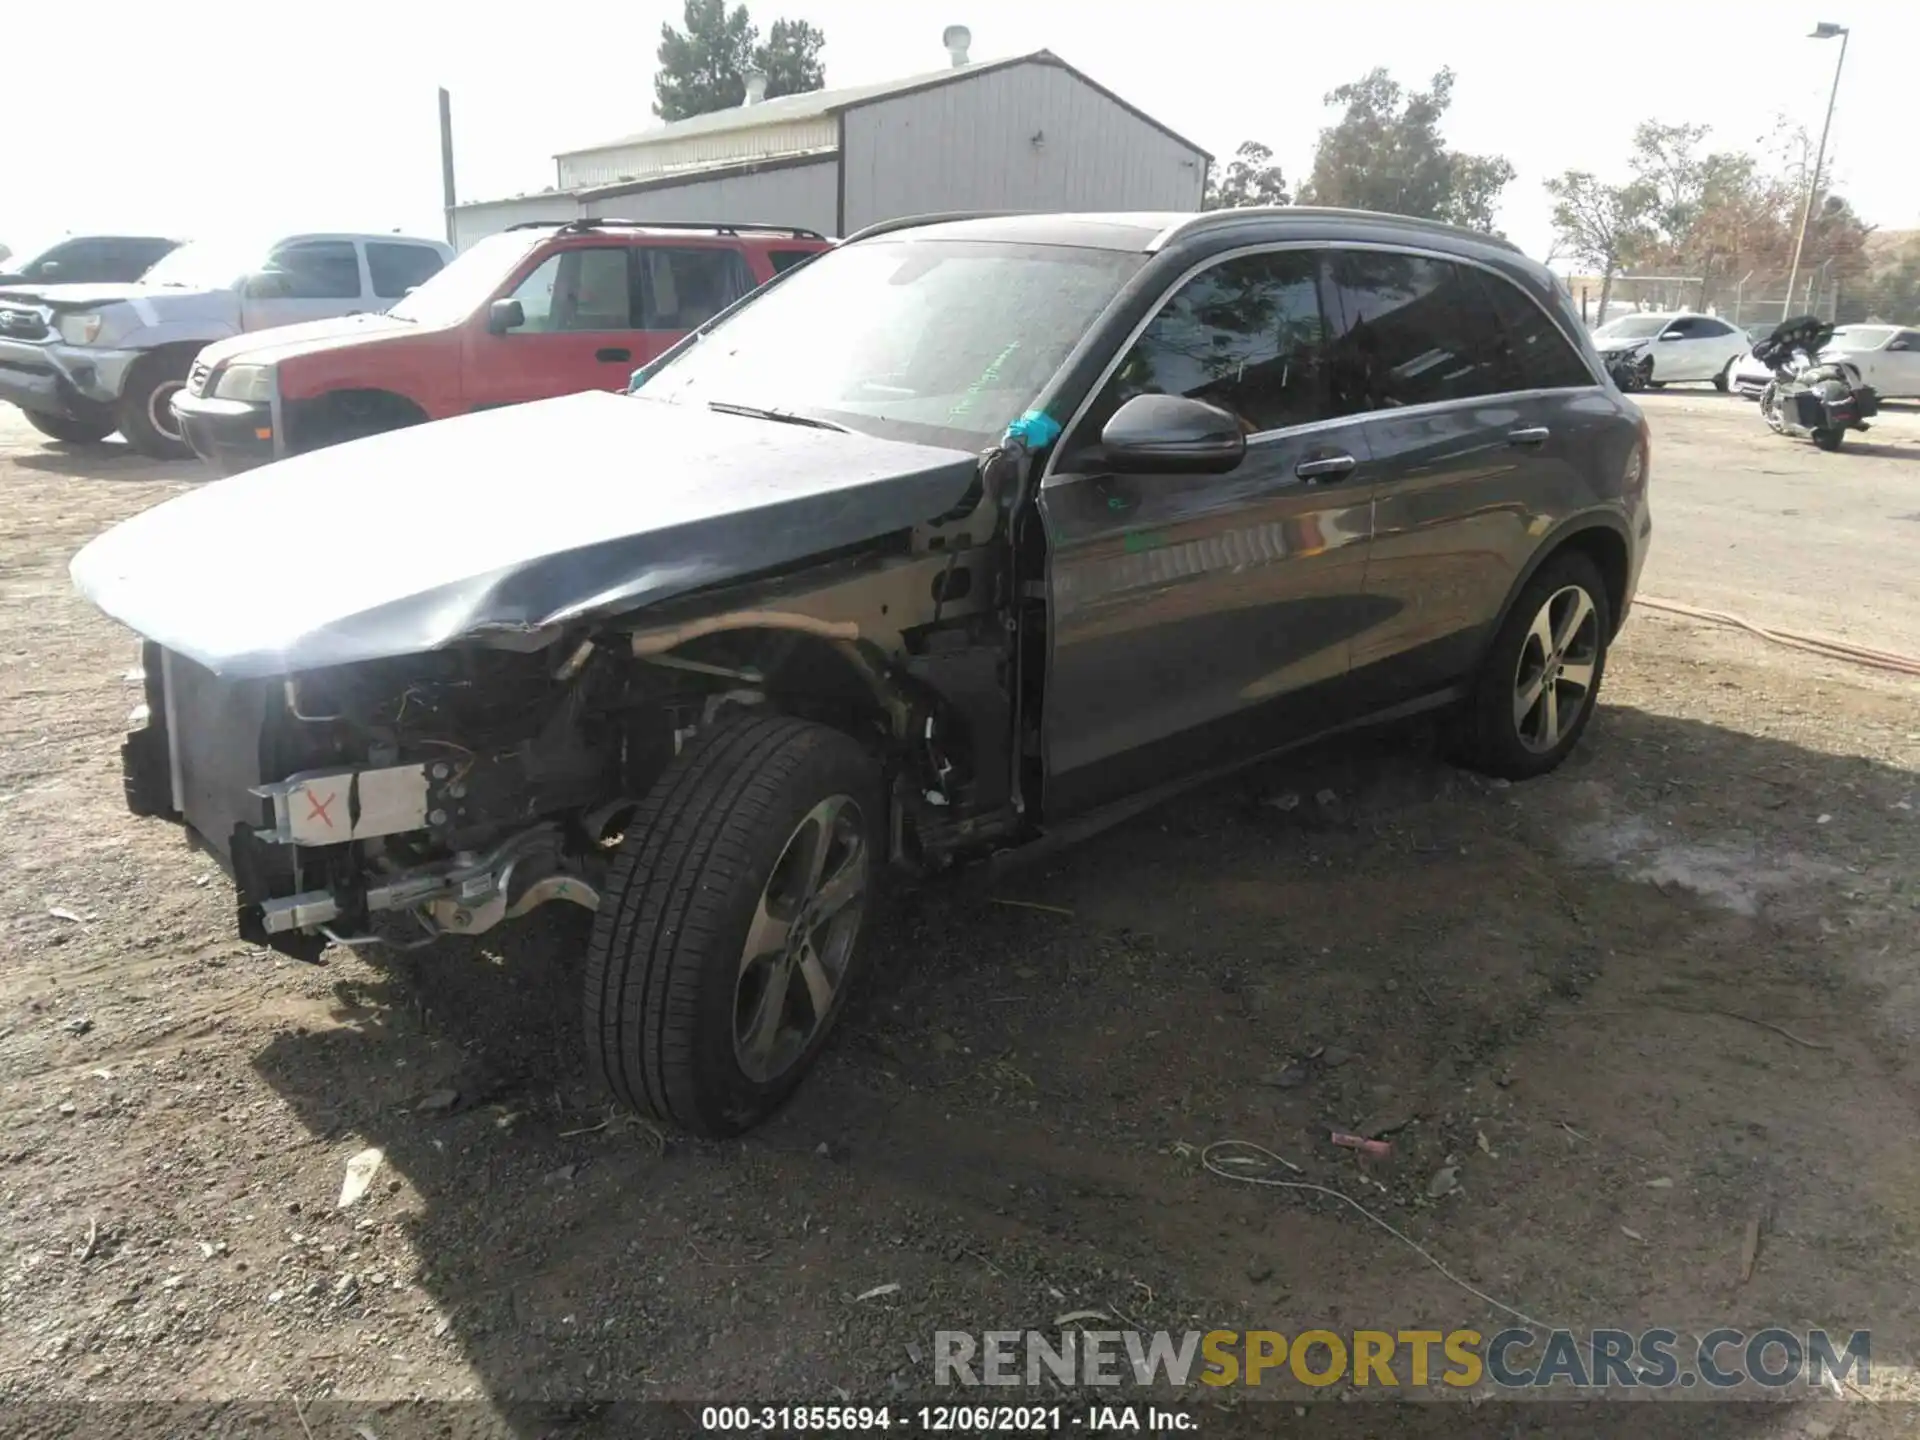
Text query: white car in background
1590 312 1752 391
1730 323 1920 400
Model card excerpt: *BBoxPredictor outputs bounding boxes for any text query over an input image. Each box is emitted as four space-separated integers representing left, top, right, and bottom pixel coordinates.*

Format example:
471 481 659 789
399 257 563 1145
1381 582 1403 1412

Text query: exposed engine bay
128 526 1018 962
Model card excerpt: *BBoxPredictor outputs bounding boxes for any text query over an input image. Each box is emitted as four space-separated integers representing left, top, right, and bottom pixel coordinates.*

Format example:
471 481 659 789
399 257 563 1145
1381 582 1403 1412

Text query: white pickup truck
0 232 451 457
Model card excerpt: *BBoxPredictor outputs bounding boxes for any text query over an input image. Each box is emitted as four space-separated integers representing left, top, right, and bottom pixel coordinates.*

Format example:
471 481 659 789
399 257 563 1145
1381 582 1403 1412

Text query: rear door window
267 240 364 300
367 242 448 299
1323 250 1513 411
1475 271 1595 389
638 247 755 330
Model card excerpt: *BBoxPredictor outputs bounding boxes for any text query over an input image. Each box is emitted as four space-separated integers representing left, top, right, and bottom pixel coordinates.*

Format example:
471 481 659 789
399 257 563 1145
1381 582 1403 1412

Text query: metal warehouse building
449 39 1209 248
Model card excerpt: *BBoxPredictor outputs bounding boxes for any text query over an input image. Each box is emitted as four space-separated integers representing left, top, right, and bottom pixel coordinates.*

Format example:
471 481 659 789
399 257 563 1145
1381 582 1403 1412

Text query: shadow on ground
6 440 202 483
249 703 1920 1436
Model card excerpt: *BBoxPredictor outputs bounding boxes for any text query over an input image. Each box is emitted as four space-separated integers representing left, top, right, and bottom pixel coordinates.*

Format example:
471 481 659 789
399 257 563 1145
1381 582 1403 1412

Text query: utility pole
438 88 458 248
1782 22 1850 320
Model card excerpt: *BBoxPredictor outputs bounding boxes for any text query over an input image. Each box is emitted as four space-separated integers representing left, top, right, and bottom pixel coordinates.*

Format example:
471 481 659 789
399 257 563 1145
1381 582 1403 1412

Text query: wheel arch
283 387 430 453
1483 513 1634 658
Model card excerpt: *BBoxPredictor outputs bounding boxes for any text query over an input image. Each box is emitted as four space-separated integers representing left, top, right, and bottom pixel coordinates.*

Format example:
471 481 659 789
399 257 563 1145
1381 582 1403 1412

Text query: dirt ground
1 400 1917 1439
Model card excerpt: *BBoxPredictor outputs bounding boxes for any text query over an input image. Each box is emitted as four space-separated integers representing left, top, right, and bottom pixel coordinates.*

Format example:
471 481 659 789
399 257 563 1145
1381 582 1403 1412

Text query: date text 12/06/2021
700 1406 1192 1432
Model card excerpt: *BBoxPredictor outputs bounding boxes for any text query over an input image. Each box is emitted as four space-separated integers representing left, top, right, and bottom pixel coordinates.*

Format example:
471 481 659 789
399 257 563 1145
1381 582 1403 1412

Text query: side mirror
1098 393 1246 475
1656 331 1683 342
39 260 61 279
1887 339 1910 353
487 298 525 335
242 270 289 299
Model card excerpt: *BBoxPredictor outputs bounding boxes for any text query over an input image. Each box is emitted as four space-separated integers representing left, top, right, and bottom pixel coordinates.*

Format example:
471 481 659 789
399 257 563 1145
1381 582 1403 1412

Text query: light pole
1782 21 1850 320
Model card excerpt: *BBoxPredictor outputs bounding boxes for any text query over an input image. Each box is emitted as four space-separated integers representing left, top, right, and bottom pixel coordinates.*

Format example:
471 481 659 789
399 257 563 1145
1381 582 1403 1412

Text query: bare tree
1544 171 1657 326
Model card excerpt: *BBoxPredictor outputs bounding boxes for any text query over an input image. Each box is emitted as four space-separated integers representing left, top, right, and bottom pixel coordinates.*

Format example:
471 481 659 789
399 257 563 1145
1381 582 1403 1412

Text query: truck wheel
585 715 883 1137
1454 551 1612 781
24 410 114 444
116 352 194 459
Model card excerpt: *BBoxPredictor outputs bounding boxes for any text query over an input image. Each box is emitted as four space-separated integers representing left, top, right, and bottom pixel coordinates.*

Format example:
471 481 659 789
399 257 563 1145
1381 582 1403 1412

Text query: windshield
142 237 275 290
1828 325 1893 350
639 238 1145 449
1593 315 1669 340
389 232 541 325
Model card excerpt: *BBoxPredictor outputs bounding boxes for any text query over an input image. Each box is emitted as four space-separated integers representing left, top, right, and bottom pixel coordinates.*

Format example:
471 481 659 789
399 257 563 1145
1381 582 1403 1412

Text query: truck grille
0 306 48 341
187 358 214 396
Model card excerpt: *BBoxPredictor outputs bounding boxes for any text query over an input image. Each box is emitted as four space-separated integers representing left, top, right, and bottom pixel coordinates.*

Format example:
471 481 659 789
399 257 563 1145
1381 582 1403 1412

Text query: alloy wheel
732 793 869 1083
1512 585 1601 755
148 382 186 443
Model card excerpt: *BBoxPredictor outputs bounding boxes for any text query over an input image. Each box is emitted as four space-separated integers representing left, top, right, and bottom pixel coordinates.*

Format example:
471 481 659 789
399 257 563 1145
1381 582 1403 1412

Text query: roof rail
841 211 1021 245
1146 206 1522 254
504 218 828 241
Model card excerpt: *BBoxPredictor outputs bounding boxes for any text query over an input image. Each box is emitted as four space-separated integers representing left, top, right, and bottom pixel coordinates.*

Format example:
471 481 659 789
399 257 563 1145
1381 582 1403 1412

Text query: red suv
172 220 830 473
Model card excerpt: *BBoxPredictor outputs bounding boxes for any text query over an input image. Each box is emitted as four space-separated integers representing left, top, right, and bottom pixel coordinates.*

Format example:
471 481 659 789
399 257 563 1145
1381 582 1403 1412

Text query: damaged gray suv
72 208 1650 1136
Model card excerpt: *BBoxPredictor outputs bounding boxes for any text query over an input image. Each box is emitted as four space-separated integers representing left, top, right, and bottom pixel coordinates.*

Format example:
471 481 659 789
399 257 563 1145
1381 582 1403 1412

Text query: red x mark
304 789 338 830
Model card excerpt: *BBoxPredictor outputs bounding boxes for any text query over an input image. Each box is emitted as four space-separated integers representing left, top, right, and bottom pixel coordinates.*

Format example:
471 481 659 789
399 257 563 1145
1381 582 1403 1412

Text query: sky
5 0 1915 264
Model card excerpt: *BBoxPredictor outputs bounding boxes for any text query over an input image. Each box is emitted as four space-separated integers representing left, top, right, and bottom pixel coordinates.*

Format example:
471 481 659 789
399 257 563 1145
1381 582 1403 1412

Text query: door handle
1508 426 1550 446
596 347 632 363
1295 453 1357 482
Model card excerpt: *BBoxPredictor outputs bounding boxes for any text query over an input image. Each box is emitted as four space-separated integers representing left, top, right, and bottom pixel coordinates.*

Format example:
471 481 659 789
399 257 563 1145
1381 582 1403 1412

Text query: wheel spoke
741 959 792 1067
740 894 791 967
1526 605 1555 664
1557 659 1595 694
1513 671 1546 731
1539 681 1561 749
810 838 866 921
1551 590 1594 657
797 946 836 1021
793 797 848 897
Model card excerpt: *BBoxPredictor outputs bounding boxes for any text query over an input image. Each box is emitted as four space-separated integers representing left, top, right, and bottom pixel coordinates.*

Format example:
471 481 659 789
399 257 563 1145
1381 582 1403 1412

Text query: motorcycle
1751 314 1879 451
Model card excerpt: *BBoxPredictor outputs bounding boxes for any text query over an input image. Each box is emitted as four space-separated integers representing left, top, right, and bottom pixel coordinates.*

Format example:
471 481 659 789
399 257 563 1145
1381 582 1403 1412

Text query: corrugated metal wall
558 117 838 189
840 62 1205 231
450 194 582 250
586 160 839 237
447 159 838 251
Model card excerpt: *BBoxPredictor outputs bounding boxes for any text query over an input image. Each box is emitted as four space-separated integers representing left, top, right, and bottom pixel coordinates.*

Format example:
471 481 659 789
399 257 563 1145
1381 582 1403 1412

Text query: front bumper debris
0 335 141 418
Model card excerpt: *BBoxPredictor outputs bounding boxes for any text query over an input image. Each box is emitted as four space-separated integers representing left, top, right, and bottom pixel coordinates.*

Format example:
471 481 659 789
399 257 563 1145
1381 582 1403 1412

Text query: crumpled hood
1594 335 1651 355
0 280 238 325
71 391 979 679
196 312 416 369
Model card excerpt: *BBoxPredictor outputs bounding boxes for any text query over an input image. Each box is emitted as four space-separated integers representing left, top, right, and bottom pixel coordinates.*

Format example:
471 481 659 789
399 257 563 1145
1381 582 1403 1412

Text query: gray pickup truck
0 232 450 457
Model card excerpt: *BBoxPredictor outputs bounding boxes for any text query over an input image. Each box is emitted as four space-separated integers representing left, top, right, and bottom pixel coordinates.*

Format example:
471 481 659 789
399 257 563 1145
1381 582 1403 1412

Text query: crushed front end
126 639 635 961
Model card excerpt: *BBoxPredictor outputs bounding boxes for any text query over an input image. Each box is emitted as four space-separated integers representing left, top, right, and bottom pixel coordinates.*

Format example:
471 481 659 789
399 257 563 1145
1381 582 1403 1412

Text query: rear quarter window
1476 271 1596 390
367 242 448 299
768 248 820 275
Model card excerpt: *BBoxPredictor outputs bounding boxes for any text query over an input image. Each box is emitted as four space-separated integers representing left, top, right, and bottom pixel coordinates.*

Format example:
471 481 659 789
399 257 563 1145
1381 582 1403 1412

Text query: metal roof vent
743 69 768 104
942 25 971 67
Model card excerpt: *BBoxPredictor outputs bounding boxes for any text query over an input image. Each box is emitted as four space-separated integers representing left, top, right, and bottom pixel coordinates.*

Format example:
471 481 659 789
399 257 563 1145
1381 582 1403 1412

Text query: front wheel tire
1455 551 1612 781
24 410 114 444
116 352 194 459
584 715 884 1137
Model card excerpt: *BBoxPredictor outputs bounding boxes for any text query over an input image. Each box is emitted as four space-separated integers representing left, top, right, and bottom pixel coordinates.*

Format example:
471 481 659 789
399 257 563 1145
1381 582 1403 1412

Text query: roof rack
504 218 828 241
1146 206 1522 255
841 211 1020 245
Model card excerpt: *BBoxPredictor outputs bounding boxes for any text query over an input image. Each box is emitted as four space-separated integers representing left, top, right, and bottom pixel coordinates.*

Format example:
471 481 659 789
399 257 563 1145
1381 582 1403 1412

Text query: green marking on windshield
947 339 1023 423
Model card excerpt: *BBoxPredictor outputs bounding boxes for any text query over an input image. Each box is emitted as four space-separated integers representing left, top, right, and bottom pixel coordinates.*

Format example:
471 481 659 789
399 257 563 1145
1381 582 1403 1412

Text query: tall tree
652 0 826 122
1544 171 1657 327
1628 120 1711 252
755 18 825 100
1204 141 1290 210
1299 67 1514 233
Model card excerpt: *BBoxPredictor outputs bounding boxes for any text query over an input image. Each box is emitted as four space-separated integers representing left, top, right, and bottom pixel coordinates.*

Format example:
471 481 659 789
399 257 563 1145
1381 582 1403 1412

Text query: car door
1039 246 1378 818
1328 246 1596 704
462 242 649 409
1875 330 1920 398
1650 316 1707 380
633 244 758 368
1688 317 1744 382
242 239 369 331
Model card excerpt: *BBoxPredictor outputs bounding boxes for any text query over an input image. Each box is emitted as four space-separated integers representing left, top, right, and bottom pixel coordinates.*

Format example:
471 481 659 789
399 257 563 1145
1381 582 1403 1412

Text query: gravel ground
0 404 1916 1439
